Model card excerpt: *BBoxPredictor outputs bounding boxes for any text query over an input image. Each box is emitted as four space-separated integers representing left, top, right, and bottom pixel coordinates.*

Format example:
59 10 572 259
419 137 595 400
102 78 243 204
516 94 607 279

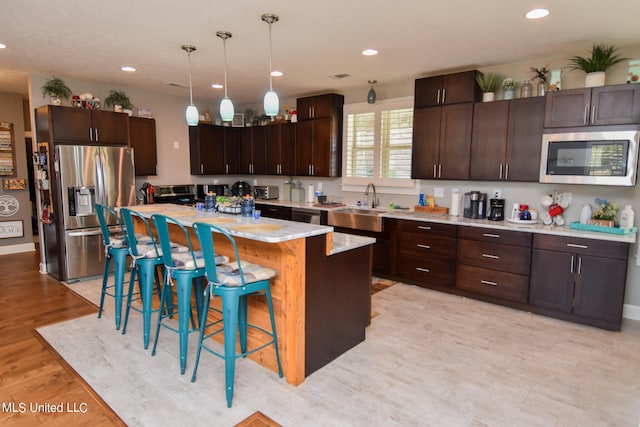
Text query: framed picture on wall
0 122 16 177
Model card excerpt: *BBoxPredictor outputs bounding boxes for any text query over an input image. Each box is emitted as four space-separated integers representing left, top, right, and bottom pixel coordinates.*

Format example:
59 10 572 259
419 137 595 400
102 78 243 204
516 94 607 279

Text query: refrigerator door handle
67 229 103 237
95 149 106 205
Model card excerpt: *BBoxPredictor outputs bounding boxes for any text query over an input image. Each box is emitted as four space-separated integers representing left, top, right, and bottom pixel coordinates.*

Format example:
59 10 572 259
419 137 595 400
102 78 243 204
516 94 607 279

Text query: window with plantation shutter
342 97 417 192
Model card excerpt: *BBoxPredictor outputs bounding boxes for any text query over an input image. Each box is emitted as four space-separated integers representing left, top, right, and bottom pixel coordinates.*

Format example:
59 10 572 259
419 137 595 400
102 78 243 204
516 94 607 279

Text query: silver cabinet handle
200 163 204 174
94 128 99 141
567 243 588 249
505 164 509 180
442 88 446 104
584 105 589 125
577 256 582 275
499 164 503 180
89 128 93 142
438 164 442 178
418 225 431 230
483 233 500 238
591 105 597 124
416 267 430 273
481 280 498 286
482 254 499 259
436 89 441 104
416 244 431 249
570 255 575 273
433 164 437 178
225 164 229 174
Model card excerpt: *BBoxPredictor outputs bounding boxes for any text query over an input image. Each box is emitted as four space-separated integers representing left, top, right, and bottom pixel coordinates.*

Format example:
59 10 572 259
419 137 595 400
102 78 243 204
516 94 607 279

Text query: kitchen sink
327 207 384 232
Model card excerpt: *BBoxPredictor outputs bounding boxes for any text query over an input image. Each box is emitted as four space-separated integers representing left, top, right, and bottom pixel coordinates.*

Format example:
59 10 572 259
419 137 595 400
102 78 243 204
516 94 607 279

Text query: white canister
620 205 635 229
450 188 460 216
579 204 592 224
307 184 315 203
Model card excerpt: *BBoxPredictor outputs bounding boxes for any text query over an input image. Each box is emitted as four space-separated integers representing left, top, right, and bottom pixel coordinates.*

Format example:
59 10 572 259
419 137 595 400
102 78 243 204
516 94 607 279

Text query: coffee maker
463 191 488 219
488 198 506 221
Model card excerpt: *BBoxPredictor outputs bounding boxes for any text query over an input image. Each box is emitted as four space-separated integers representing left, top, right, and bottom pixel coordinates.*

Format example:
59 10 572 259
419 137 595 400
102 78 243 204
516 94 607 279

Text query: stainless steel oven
539 127 640 186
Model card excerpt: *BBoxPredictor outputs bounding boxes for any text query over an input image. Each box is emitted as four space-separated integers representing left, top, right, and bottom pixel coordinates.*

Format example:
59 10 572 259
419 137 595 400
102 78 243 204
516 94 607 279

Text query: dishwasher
291 208 322 224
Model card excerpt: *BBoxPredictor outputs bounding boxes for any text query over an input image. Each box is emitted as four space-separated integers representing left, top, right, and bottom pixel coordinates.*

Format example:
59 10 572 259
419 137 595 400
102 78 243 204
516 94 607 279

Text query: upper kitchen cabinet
129 117 157 176
266 122 296 175
296 93 343 121
295 93 344 177
544 84 640 128
411 103 473 180
239 126 266 175
36 105 129 145
470 96 544 182
189 123 225 175
414 70 482 108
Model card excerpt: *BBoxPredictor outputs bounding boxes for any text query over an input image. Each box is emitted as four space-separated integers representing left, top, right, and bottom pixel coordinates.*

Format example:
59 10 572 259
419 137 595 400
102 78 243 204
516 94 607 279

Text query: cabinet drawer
456 264 529 303
457 239 531 275
533 234 628 259
397 255 455 288
255 204 291 220
398 232 456 260
458 226 531 247
397 219 457 237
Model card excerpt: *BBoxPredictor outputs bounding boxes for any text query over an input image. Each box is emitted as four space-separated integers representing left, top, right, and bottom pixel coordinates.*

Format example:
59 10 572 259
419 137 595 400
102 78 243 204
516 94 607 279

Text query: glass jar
537 80 549 97
520 80 532 98
241 196 254 218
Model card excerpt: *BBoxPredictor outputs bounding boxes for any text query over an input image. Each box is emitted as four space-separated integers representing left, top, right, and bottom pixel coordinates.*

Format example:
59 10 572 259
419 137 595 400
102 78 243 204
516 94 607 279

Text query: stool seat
191 221 283 408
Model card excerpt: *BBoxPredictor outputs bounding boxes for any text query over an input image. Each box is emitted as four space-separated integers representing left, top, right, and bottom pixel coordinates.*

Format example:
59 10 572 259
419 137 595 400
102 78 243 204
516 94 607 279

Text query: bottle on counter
450 188 460 217
579 204 592 224
307 184 315 203
620 205 635 229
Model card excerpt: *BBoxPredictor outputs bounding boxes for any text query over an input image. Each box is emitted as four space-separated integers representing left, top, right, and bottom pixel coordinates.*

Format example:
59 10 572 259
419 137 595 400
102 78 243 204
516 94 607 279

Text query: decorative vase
520 81 532 98
503 89 515 100
585 72 606 88
50 96 61 106
537 80 549 97
482 92 495 102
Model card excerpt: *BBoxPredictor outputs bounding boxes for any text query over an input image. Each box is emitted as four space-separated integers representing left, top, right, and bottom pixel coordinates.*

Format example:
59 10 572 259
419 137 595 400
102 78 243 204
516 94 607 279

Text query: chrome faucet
365 183 378 208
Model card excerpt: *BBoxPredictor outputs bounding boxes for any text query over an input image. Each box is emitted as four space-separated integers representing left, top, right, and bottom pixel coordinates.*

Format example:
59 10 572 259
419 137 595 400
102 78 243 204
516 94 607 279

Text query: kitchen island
127 204 375 385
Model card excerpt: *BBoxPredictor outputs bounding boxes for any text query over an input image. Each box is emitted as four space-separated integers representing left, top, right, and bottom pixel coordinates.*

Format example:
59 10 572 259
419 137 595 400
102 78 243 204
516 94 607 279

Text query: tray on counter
569 221 637 235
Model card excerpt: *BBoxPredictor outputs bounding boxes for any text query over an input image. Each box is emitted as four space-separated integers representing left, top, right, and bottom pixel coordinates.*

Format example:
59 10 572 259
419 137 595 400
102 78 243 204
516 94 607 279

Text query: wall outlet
434 187 444 198
253 179 258 186
493 189 502 199
213 178 219 185
173 141 179 150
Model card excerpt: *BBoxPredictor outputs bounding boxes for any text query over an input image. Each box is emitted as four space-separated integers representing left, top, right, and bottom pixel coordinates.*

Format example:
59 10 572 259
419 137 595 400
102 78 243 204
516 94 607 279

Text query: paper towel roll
307 184 315 203
450 189 460 216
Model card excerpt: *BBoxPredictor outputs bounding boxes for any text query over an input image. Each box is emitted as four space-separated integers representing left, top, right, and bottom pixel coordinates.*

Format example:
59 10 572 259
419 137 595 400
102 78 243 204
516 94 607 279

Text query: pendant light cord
268 22 273 91
187 51 194 105
223 37 229 98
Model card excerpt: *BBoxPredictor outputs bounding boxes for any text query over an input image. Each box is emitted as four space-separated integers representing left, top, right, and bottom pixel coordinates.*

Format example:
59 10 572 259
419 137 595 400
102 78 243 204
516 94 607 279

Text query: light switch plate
173 141 179 150
434 187 444 198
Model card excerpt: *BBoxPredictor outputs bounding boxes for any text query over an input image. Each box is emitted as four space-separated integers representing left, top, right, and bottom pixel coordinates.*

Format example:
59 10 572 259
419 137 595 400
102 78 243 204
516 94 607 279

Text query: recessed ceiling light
0 43 6 49
211 83 223 89
362 48 378 56
525 8 549 19
271 70 283 77
121 66 136 72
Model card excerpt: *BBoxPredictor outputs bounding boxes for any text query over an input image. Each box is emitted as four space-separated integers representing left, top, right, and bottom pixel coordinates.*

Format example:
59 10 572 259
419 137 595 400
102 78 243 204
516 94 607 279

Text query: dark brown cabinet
529 234 629 330
295 93 344 177
456 227 532 303
411 103 473 179
544 84 640 128
239 126 266 175
266 123 296 175
37 105 129 145
129 117 157 176
393 219 457 288
414 70 482 107
189 124 224 175
470 97 544 182
254 203 291 220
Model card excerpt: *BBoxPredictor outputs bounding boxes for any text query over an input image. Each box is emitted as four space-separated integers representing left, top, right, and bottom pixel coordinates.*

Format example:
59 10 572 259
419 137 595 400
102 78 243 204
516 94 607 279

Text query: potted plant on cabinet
104 89 133 113
501 78 517 100
41 76 72 106
567 43 627 88
476 73 503 102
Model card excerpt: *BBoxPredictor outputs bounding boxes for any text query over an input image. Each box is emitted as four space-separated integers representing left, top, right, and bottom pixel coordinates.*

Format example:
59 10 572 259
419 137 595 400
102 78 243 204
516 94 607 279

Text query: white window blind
342 97 416 191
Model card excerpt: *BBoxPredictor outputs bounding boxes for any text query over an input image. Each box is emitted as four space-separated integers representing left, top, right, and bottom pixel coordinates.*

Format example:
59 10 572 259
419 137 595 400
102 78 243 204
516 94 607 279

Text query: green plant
104 90 133 109
41 76 72 99
592 198 618 221
476 73 503 93
567 44 628 73
501 78 517 90
530 66 550 82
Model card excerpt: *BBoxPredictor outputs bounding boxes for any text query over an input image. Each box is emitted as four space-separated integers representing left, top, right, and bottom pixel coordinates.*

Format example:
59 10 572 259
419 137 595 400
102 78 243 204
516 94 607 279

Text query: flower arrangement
592 198 618 226
501 78 517 90
530 66 550 83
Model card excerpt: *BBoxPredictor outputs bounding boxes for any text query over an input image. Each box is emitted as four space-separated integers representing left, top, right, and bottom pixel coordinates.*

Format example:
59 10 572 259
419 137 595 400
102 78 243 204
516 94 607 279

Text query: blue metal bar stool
120 207 166 349
95 203 131 330
151 214 229 375
191 221 283 408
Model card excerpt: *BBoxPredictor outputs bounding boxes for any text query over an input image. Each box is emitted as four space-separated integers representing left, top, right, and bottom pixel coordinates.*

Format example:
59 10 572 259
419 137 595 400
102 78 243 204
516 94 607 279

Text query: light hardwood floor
3 249 640 426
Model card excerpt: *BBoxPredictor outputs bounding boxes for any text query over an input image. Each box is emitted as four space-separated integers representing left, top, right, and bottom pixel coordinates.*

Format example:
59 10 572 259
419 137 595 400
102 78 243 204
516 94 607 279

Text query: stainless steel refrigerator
44 145 136 281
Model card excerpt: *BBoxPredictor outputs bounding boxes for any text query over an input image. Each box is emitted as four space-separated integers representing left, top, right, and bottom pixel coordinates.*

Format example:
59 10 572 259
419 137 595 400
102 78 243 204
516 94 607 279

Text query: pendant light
181 45 199 126
262 13 279 117
367 80 377 104
216 31 234 122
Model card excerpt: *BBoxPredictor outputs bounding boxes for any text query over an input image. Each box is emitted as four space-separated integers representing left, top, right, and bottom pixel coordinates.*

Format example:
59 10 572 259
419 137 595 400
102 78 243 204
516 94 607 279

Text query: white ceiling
1 1 640 106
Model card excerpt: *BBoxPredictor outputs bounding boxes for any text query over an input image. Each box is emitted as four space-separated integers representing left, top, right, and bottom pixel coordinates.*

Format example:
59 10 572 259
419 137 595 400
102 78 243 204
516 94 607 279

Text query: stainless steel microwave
539 128 640 186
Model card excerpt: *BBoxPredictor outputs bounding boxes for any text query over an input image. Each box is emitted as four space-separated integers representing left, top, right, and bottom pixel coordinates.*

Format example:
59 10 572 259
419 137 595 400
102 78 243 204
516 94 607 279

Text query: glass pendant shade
220 96 234 122
367 87 376 104
186 104 199 126
264 90 279 117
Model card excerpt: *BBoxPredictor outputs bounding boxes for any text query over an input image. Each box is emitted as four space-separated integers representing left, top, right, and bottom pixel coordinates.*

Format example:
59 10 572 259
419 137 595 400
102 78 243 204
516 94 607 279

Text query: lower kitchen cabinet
456 227 532 303
255 203 292 220
393 219 457 288
529 234 629 330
